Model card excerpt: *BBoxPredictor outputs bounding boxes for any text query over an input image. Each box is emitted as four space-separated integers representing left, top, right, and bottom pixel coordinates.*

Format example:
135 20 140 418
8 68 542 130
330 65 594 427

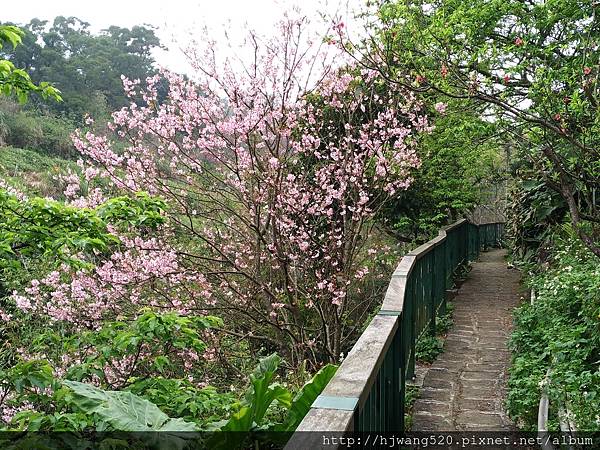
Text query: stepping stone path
412 249 522 431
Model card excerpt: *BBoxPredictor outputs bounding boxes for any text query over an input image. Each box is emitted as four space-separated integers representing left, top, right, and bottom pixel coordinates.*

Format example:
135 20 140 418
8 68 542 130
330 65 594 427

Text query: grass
0 146 75 198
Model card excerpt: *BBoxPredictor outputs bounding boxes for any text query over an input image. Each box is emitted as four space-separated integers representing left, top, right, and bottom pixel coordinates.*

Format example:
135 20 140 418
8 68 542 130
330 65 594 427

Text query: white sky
5 0 366 74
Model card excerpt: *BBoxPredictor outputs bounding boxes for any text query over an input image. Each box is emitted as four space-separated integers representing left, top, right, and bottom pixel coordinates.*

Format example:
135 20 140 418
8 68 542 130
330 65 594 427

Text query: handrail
285 220 504 448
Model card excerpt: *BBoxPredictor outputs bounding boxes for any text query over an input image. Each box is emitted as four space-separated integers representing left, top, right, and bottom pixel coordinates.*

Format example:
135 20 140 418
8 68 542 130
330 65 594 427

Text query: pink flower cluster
10 234 210 327
1 400 35 425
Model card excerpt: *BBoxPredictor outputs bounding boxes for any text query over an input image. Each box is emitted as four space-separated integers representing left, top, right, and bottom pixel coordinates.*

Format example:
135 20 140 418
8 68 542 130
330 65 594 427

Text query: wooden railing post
429 249 436 337
407 275 416 380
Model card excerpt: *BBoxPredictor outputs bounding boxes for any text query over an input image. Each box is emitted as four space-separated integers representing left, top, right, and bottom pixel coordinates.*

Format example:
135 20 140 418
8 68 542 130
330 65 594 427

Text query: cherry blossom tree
10 16 431 366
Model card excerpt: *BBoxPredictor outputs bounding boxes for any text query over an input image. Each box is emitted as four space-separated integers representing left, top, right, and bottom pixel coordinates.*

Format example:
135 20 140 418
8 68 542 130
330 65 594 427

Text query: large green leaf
254 384 292 425
205 407 253 450
209 354 336 448
219 406 253 432
279 364 338 431
211 353 287 434
63 380 198 431
245 353 281 424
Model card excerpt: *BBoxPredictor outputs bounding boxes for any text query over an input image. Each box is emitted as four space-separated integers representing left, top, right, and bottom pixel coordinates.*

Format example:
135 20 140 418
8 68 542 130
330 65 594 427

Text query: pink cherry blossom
434 102 448 114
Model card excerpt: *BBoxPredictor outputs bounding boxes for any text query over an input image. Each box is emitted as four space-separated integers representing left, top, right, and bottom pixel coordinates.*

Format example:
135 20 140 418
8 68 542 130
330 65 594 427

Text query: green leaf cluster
0 24 61 103
0 189 167 285
1 351 337 449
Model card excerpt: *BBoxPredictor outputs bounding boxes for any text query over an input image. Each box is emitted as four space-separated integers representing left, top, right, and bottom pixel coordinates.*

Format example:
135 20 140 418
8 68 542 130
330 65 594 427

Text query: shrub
0 110 43 150
0 98 75 158
37 114 76 158
415 336 444 363
507 234 600 431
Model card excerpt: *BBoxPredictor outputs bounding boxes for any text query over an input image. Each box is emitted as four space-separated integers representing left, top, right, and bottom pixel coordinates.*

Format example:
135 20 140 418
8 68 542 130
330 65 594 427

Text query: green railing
285 220 504 445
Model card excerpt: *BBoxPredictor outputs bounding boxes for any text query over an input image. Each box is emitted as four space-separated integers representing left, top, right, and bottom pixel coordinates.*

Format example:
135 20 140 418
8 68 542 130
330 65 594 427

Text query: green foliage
1 305 334 442
376 0 600 255
0 190 118 274
280 363 338 432
415 335 444 363
0 99 76 158
382 100 505 240
506 173 567 266
244 354 291 427
54 311 222 384
127 378 236 426
6 360 54 395
97 193 167 230
0 189 166 271
0 311 226 433
208 354 337 448
403 385 420 431
0 26 22 49
0 147 75 198
436 304 455 335
213 354 337 432
0 24 61 103
0 106 42 148
0 360 80 432
0 188 168 342
415 304 454 363
507 234 600 431
1 353 335 449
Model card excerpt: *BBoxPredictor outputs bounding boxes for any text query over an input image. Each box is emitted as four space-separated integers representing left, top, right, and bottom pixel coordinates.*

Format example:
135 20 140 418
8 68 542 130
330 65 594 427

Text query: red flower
584 67 592 75
514 37 524 46
553 113 561 121
416 75 426 84
503 74 510 84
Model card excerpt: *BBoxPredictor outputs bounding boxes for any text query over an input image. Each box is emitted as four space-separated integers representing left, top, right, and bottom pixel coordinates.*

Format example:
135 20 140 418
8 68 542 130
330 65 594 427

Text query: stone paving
411 249 522 431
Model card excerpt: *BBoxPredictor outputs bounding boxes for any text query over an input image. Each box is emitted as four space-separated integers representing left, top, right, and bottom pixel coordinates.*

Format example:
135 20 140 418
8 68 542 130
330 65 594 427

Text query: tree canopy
341 0 600 256
1 17 162 121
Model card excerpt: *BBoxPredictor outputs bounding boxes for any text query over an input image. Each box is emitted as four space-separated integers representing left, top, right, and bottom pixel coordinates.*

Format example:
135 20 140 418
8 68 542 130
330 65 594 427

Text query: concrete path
411 249 522 431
